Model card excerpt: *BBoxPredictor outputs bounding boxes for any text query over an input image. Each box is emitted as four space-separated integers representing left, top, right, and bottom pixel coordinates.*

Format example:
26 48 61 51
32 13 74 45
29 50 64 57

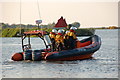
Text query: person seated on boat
55 29 64 51
63 31 70 50
61 29 65 35
67 27 77 49
49 29 57 51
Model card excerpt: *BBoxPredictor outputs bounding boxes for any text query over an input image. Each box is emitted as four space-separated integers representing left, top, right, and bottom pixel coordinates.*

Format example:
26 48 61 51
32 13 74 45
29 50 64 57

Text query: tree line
1 22 80 29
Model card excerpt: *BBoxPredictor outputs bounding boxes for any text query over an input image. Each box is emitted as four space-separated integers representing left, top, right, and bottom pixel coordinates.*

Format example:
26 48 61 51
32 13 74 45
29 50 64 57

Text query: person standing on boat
67 27 77 49
63 31 70 50
55 29 64 51
49 29 57 51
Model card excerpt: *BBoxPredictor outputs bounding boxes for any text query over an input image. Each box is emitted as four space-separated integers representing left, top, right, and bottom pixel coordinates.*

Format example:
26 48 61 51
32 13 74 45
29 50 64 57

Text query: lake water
1 29 119 78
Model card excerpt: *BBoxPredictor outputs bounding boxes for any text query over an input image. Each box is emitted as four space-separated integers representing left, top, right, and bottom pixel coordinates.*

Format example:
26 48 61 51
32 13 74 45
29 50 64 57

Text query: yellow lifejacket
49 33 56 39
63 34 69 39
67 32 77 39
55 34 63 44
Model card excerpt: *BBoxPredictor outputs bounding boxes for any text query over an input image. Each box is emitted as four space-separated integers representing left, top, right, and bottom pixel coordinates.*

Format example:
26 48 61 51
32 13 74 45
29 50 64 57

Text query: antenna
36 0 43 36
20 0 21 35
37 0 41 19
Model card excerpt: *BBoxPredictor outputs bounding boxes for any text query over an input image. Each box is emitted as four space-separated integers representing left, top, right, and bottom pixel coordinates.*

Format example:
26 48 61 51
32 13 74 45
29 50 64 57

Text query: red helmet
70 29 75 32
58 33 62 36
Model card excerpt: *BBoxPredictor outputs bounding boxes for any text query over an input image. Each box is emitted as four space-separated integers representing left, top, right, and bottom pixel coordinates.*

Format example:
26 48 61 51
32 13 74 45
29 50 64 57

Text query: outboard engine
32 50 42 61
24 50 32 60
24 50 42 61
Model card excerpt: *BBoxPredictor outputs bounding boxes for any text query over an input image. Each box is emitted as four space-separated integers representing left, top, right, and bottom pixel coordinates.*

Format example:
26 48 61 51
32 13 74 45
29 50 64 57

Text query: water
1 29 118 78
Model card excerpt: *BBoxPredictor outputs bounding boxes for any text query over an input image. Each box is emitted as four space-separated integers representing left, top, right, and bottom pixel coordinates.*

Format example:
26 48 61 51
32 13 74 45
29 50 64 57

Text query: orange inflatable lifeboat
12 34 101 61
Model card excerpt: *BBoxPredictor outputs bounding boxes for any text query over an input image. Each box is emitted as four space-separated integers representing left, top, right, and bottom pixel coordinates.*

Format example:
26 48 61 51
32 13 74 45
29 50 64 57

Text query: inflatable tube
11 35 101 61
11 52 23 61
45 35 101 61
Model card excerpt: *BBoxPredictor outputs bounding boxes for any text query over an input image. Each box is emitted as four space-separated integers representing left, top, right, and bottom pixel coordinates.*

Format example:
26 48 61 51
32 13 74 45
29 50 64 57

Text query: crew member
67 27 77 49
63 31 70 50
49 29 57 51
61 29 65 35
55 30 64 51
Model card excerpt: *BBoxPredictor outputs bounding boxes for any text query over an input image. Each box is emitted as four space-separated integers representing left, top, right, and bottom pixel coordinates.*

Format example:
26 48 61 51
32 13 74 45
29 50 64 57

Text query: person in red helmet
49 29 57 51
55 29 64 51
67 27 77 49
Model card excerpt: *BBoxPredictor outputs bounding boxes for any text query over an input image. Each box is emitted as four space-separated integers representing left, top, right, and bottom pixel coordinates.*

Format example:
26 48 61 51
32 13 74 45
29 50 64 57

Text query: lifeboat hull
11 35 101 61
45 35 101 61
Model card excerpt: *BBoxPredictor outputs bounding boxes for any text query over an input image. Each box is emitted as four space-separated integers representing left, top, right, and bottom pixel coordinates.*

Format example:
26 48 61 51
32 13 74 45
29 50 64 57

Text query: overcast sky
0 0 119 28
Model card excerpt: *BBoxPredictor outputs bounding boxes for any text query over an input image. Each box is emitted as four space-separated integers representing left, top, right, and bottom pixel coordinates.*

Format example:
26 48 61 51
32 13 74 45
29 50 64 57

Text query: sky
0 0 119 28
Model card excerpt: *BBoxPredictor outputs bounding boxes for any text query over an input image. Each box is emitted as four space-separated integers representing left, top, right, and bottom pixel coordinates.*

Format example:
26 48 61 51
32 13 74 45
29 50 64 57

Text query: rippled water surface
2 29 118 78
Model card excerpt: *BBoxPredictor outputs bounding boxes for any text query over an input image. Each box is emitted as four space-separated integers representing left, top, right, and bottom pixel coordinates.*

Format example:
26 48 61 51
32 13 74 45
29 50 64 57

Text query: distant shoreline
1 28 119 37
